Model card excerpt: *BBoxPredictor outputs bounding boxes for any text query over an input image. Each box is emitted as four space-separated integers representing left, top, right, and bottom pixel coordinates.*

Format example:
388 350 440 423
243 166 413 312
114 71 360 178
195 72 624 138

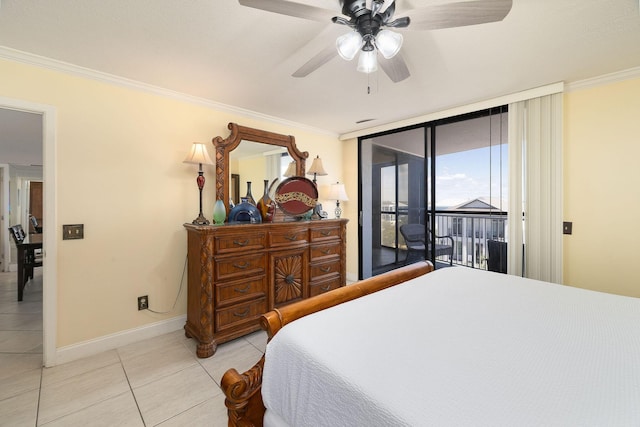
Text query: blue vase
213 199 226 225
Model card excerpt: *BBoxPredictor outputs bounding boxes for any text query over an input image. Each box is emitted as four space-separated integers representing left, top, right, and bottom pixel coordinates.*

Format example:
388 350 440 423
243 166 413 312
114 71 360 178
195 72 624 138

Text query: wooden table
16 233 43 301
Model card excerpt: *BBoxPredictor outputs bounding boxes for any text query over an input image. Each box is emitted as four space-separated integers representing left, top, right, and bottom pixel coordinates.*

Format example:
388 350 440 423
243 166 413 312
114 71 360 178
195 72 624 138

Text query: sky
381 143 509 210
435 144 508 208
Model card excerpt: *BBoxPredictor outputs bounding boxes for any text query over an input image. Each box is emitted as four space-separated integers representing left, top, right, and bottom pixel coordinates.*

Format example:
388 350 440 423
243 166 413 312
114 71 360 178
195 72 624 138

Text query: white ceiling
0 0 639 162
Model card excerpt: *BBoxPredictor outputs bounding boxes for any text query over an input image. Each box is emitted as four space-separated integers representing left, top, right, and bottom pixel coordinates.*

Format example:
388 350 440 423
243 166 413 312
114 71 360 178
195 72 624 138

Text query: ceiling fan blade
404 0 512 31
238 0 338 23
292 45 338 78
379 53 410 83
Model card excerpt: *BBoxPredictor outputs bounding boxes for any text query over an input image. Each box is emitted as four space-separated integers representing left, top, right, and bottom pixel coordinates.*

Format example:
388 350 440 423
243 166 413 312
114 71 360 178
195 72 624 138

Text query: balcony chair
399 223 454 266
487 240 507 273
8 224 43 299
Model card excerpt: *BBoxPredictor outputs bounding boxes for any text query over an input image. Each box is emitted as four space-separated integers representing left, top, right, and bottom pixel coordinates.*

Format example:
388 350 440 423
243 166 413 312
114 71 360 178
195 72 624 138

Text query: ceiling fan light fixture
375 29 403 59
336 31 363 61
357 49 378 73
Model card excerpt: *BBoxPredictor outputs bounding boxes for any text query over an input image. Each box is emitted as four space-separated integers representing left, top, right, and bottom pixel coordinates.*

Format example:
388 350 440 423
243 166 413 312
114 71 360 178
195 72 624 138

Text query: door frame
0 96 57 367
1 164 9 272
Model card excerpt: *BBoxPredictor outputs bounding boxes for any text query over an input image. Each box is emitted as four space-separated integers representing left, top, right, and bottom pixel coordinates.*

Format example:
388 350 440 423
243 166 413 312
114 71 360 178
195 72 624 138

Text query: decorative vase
213 199 226 225
257 179 273 222
245 181 256 206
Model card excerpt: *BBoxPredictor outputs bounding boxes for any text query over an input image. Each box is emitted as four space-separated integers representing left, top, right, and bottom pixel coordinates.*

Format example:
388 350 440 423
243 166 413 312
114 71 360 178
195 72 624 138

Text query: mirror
213 123 308 211
229 141 293 205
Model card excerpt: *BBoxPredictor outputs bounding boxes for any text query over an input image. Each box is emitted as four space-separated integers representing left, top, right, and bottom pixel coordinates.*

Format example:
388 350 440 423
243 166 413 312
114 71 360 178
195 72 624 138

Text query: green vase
213 199 226 225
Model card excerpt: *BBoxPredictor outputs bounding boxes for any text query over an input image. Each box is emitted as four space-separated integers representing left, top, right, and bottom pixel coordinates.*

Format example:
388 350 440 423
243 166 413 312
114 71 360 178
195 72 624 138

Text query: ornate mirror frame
212 123 309 211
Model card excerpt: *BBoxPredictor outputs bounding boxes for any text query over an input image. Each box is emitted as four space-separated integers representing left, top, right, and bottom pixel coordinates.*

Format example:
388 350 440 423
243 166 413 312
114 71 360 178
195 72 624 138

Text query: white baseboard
54 315 186 366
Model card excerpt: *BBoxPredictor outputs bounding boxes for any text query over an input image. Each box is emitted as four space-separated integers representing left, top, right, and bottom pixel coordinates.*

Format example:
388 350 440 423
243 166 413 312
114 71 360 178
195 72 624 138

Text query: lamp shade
183 142 214 165
336 31 363 61
376 29 403 59
283 161 297 177
327 182 349 201
307 155 328 177
357 49 378 73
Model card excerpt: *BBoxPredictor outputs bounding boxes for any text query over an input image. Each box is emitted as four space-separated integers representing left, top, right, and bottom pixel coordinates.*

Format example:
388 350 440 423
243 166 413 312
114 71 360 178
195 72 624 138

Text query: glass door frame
358 107 508 279
358 123 429 279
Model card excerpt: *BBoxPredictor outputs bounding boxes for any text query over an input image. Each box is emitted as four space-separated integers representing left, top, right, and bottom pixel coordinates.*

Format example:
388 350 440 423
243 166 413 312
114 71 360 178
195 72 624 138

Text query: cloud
436 172 467 181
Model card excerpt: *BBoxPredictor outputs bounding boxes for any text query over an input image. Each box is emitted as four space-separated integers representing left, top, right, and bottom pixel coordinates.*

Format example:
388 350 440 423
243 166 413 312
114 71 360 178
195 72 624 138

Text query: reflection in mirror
229 141 293 203
213 123 309 214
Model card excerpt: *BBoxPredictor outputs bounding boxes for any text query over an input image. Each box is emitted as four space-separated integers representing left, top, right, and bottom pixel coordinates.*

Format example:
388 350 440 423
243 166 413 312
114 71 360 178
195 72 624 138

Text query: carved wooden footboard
221 261 434 427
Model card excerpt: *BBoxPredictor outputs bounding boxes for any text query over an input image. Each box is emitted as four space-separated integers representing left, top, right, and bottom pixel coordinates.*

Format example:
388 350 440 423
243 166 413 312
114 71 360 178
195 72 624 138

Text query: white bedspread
262 267 640 426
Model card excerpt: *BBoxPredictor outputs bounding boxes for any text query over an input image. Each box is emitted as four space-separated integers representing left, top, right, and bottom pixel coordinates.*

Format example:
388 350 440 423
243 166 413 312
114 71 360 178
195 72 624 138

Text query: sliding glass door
359 107 508 279
360 127 426 279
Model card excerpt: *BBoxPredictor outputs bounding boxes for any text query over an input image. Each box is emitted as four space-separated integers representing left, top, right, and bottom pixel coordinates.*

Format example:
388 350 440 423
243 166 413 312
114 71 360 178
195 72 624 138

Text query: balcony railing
387 210 508 270
434 211 507 269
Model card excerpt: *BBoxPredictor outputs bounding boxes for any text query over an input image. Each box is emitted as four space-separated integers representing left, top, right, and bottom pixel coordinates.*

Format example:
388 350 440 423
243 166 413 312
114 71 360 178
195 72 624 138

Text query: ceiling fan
238 0 512 83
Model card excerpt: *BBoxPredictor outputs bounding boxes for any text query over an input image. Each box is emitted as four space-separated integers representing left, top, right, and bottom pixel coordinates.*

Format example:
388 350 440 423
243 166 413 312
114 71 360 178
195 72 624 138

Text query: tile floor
0 269 267 426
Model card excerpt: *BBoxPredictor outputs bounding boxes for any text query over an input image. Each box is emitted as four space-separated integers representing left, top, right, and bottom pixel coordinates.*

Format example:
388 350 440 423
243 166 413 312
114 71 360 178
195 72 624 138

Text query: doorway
0 97 57 366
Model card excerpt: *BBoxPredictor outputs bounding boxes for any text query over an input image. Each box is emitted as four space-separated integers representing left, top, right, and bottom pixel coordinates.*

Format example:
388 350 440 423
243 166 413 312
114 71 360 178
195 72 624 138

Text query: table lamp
307 155 327 183
327 182 349 219
184 142 215 225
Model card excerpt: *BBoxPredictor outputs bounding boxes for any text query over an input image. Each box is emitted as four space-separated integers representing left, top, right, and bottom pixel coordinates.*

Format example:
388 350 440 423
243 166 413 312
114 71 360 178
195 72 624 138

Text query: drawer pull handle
321 284 331 291
233 308 250 318
233 262 249 269
320 266 331 272
284 234 298 241
233 239 249 247
321 249 331 255
234 284 250 293
321 230 331 236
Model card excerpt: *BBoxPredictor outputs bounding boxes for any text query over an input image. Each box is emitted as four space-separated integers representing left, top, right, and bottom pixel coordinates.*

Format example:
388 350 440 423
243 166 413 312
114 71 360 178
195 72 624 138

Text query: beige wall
0 58 344 347
563 77 640 297
341 138 359 279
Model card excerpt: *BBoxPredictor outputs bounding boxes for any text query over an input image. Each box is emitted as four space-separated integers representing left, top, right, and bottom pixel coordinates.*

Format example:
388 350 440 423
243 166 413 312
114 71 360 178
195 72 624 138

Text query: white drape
266 153 281 183
508 93 563 283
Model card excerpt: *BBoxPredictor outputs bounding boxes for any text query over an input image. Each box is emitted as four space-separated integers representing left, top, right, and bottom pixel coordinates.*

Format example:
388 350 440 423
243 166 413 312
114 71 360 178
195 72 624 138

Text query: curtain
507 93 563 283
266 153 281 183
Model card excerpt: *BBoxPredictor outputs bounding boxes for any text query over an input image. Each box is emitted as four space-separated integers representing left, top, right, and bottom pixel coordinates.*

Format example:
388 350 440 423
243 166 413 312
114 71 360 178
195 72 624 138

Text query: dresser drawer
310 258 341 280
215 276 266 307
269 227 309 248
215 232 266 254
310 242 341 262
215 298 267 332
215 253 266 281
310 225 341 243
309 276 342 298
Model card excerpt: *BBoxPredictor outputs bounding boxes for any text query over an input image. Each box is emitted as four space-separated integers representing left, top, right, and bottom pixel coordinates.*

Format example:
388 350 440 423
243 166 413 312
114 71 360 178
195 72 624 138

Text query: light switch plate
563 221 573 235
63 224 84 240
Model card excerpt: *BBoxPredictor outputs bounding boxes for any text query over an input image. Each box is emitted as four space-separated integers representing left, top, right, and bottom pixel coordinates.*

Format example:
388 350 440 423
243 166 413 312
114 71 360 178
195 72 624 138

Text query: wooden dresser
184 219 348 358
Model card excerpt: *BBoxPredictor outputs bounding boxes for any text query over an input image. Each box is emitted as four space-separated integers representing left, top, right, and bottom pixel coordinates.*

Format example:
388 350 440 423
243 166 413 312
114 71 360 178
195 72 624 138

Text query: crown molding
566 66 640 92
0 46 337 138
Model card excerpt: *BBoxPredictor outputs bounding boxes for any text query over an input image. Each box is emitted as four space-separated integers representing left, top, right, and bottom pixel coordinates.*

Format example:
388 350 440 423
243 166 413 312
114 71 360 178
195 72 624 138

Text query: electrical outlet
138 295 149 311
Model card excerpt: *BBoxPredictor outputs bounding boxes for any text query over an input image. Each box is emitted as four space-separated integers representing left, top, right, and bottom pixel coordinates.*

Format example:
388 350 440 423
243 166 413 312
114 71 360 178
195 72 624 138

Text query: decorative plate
274 176 318 216
228 201 262 224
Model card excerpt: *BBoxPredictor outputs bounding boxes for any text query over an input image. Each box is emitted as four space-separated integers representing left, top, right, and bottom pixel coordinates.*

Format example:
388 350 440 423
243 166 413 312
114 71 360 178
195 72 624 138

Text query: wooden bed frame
220 261 434 427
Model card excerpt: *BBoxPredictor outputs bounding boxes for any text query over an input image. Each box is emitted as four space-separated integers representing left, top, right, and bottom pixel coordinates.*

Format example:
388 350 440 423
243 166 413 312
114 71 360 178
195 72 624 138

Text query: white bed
261 267 640 426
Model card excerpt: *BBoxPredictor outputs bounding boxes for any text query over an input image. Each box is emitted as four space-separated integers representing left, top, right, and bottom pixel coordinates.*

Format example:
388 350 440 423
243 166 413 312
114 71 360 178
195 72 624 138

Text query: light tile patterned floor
0 270 267 426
